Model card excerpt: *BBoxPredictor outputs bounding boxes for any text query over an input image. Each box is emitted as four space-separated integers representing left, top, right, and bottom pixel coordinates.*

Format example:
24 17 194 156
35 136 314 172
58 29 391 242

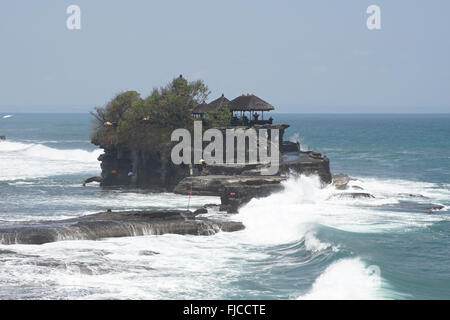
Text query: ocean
0 113 449 299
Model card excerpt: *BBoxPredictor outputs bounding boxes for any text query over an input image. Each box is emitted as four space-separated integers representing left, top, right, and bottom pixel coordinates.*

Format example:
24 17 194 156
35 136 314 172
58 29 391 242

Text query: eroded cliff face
98 146 188 190
95 124 332 191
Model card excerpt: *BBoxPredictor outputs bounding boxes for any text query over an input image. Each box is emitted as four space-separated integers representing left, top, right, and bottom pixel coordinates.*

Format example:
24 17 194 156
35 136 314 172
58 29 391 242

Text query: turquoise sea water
0 113 449 299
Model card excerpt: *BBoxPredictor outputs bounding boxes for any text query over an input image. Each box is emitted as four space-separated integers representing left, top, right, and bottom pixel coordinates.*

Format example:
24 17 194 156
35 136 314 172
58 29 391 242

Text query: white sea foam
350 176 450 201
236 175 447 240
234 175 448 300
0 232 257 299
298 258 383 300
287 133 310 151
1 174 448 299
0 141 102 181
304 232 337 252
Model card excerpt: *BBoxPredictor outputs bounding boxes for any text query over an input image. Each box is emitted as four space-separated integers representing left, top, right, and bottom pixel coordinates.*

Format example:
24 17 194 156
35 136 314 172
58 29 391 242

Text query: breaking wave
0 141 102 181
237 175 448 237
234 175 449 299
0 173 448 299
298 258 383 299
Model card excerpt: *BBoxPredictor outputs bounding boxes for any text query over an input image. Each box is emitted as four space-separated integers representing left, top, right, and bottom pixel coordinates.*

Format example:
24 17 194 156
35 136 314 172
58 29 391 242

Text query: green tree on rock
203 106 232 128
90 76 210 151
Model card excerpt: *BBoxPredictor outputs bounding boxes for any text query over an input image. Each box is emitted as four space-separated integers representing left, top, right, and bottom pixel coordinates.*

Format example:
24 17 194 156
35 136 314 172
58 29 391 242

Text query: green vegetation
203 106 232 128
91 76 211 150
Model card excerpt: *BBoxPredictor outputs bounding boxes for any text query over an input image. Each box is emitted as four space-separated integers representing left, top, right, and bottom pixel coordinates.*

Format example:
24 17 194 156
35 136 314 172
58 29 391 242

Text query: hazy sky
0 0 449 113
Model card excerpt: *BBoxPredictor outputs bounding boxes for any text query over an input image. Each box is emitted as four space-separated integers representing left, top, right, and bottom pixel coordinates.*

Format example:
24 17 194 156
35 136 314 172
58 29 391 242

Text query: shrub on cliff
203 106 232 128
90 76 210 151
90 91 141 148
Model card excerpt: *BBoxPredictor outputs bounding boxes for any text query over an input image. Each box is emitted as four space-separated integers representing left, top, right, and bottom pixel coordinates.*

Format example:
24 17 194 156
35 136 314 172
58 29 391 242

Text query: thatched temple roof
229 94 275 112
192 94 230 114
192 93 275 114
192 102 212 114
208 94 230 110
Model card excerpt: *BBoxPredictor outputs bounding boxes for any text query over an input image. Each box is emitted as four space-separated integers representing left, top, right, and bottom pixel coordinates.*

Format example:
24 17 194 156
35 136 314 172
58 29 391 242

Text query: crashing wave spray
298 258 383 300
0 141 102 181
235 175 333 245
233 174 447 299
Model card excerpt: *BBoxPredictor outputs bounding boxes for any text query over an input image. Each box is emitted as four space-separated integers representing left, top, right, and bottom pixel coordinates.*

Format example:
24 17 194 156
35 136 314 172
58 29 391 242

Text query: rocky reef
0 210 244 245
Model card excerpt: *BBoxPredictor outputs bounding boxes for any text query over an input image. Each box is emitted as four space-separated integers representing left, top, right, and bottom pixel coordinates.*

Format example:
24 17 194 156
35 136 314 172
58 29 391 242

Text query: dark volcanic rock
203 163 261 176
139 250 160 256
204 203 220 208
427 204 445 213
193 208 208 214
95 121 334 214
398 193 428 199
97 124 291 189
98 147 188 190
83 176 103 186
174 150 333 212
280 151 332 184
95 122 333 190
0 249 15 255
220 183 284 213
0 210 245 245
280 141 301 153
384 201 446 214
174 175 285 213
174 175 286 196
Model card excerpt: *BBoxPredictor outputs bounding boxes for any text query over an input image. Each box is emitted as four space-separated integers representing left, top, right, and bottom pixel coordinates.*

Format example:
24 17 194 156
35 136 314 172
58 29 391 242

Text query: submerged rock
384 201 446 214
139 250 160 256
332 173 351 190
398 193 428 199
329 192 375 200
82 176 103 186
0 210 244 245
193 208 208 214
427 204 445 213
203 203 220 208
0 249 15 255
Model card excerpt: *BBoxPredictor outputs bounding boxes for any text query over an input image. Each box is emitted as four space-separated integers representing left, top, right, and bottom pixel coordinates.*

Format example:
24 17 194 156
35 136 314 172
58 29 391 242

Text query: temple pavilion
192 93 274 126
